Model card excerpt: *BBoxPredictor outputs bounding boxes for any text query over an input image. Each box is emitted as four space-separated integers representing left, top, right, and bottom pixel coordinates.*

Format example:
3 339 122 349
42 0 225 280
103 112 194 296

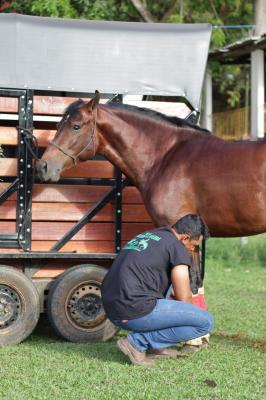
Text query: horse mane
62 99 211 136
108 103 211 135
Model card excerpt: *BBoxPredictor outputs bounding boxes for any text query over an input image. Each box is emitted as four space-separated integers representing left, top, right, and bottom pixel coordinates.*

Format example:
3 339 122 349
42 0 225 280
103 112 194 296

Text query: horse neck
96 105 177 188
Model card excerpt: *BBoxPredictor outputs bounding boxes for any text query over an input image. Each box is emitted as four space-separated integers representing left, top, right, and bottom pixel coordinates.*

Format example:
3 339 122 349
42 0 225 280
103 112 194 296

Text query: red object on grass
192 293 208 310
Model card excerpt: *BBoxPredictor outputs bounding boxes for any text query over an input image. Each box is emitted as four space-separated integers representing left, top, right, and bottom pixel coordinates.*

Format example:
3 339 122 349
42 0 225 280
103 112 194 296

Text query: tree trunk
0 1 13 12
129 0 155 22
160 0 179 22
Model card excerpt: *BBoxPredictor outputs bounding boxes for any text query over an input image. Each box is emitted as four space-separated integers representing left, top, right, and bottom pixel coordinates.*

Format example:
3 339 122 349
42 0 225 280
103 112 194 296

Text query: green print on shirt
124 232 161 252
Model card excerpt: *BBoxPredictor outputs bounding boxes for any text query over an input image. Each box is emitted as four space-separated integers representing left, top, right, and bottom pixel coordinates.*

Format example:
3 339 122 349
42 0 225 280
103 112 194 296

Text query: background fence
213 103 266 141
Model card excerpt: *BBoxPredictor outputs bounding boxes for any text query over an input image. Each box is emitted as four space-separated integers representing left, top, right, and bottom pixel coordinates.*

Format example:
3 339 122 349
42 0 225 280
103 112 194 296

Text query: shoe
117 338 155 366
176 341 208 357
146 348 179 358
184 334 210 346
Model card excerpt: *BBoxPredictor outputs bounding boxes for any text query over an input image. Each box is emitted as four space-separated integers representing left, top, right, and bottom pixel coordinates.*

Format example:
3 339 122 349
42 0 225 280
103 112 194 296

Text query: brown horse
36 92 266 238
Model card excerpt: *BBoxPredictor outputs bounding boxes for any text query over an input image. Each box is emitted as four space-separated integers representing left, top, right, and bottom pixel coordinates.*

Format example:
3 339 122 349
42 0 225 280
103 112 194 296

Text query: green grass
0 236 265 400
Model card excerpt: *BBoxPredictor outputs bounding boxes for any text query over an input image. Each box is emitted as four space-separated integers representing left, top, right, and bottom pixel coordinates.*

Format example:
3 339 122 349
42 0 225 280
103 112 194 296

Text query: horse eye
73 124 80 131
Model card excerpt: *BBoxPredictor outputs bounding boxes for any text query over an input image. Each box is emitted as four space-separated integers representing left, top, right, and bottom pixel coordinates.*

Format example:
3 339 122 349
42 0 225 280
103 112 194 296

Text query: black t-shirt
101 227 191 320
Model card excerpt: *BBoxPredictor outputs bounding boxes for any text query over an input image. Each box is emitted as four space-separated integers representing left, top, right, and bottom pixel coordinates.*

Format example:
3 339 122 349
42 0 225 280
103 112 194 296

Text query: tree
0 0 13 12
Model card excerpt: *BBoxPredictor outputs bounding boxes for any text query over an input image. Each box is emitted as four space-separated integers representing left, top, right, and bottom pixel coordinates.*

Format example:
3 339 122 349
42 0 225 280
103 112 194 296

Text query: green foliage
206 235 266 267
211 61 250 108
11 0 76 17
11 0 139 21
163 1 253 109
70 0 137 21
211 27 226 49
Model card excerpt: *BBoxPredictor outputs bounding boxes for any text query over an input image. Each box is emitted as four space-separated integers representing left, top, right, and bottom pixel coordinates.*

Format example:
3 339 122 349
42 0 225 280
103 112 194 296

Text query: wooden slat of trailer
0 158 17 176
0 97 18 113
0 158 114 178
0 202 15 219
0 241 115 255
0 95 101 116
0 96 93 115
0 239 130 255
0 201 151 222
32 241 115 253
31 240 134 254
0 183 18 199
0 127 18 145
62 161 114 178
33 130 56 146
0 128 56 147
31 184 111 203
0 183 143 203
33 96 92 115
0 127 55 147
0 183 110 202
0 248 21 254
0 221 16 231
30 185 143 203
32 222 152 240
124 187 143 204
0 221 152 240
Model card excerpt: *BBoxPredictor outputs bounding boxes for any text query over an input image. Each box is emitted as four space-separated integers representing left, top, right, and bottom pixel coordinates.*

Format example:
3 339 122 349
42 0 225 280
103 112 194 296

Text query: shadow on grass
27 314 129 364
28 315 266 369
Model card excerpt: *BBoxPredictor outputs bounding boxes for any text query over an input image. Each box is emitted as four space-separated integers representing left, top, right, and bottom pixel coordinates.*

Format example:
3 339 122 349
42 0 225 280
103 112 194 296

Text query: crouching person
101 214 214 366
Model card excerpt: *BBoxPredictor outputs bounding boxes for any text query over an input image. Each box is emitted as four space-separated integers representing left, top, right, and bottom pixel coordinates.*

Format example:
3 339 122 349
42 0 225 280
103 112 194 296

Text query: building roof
209 33 266 63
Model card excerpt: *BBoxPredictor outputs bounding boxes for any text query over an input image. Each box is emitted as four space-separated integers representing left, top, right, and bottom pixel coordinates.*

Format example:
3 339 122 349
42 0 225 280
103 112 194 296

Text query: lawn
0 236 265 400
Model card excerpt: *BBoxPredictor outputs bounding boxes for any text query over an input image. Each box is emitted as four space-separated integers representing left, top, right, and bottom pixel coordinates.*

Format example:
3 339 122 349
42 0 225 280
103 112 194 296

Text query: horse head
36 91 100 182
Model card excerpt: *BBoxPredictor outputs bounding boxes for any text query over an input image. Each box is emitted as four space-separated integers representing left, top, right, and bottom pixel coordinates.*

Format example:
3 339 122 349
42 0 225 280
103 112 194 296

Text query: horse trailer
0 14 211 345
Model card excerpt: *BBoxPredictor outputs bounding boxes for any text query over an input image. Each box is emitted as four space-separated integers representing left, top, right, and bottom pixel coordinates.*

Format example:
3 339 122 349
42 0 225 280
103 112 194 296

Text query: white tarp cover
0 14 211 109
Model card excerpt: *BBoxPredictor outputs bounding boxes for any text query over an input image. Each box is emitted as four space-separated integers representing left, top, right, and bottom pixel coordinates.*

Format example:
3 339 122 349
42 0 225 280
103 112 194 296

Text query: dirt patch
214 331 266 353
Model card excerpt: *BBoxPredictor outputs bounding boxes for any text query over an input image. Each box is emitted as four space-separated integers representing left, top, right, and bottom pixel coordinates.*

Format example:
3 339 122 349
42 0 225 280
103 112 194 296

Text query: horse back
142 135 266 236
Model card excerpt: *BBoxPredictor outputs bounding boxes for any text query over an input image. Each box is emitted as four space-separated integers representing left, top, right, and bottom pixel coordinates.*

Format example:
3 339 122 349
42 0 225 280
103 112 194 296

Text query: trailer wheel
47 264 119 342
0 265 40 346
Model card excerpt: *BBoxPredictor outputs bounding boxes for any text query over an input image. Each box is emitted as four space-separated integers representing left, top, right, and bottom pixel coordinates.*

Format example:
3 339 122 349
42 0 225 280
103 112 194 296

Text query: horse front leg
180 247 210 352
189 247 208 309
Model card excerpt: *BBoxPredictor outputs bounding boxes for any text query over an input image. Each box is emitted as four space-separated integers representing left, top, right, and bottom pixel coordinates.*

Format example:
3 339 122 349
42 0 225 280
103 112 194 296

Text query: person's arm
171 264 192 303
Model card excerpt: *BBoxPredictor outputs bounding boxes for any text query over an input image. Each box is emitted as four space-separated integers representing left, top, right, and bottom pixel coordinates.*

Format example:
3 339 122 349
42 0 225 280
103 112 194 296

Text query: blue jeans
112 299 214 352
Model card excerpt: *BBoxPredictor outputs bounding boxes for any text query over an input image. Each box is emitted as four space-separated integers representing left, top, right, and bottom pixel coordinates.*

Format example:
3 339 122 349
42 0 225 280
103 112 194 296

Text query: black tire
47 264 119 342
0 265 40 346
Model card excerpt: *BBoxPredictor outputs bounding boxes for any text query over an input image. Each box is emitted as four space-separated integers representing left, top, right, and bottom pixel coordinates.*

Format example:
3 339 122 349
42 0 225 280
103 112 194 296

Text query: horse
36 91 266 239
35 90 266 315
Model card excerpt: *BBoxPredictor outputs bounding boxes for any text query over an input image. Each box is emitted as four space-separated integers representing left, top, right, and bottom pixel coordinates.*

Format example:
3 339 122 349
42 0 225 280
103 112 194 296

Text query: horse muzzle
35 159 62 182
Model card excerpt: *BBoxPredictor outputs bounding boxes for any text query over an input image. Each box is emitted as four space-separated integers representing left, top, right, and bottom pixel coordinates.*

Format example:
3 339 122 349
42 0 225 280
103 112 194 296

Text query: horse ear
88 90 100 111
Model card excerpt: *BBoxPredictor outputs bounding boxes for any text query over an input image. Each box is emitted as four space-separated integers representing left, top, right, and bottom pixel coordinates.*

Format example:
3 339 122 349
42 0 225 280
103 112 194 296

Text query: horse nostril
36 159 48 177
42 160 47 172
